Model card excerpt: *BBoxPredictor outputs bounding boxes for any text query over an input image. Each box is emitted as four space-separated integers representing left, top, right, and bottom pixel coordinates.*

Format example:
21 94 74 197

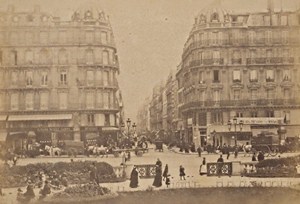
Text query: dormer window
200 14 206 23
232 16 238 22
211 12 219 22
85 10 93 19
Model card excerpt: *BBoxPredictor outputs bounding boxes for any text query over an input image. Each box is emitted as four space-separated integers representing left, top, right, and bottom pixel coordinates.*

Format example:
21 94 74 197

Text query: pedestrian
257 151 264 161
199 157 207 176
156 158 162 167
165 174 171 188
39 180 51 199
179 165 186 180
121 151 126 165
234 147 238 158
12 155 18 166
127 151 131 161
129 166 139 188
252 153 257 161
22 181 35 203
217 155 224 163
152 165 162 187
162 164 168 181
197 146 202 157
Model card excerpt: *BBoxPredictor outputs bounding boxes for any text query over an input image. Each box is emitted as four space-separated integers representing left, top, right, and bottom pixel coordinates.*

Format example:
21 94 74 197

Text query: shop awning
102 127 120 131
8 114 73 121
0 115 7 121
6 132 27 141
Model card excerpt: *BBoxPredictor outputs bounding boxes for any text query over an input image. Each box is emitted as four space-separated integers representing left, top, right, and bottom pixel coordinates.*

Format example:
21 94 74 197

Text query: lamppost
227 116 244 146
212 130 216 148
126 118 131 138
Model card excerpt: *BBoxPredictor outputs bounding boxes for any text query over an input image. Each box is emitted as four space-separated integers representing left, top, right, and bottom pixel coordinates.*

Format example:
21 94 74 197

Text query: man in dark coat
89 163 98 184
156 158 162 167
129 166 139 188
179 165 186 180
217 155 224 163
162 164 169 181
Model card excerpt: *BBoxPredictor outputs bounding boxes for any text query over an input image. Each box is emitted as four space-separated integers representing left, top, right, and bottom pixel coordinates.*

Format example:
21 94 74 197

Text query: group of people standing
130 158 185 189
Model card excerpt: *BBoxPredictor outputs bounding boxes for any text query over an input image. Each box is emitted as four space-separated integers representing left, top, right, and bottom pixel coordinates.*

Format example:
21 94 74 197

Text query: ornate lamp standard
126 118 131 138
227 116 244 146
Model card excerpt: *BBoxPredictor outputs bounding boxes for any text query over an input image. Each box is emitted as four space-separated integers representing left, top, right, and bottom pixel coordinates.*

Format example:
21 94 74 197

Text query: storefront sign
36 127 73 132
80 127 100 132
232 118 283 125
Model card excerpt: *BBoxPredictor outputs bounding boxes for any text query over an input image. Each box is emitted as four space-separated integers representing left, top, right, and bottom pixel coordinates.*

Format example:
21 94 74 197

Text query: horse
92 145 108 158
45 145 61 156
242 144 253 157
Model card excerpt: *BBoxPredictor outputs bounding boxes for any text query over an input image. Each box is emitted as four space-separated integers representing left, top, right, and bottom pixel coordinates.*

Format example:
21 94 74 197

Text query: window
250 50 256 59
198 51 203 63
110 92 114 108
40 32 48 44
280 15 288 26
58 49 67 64
199 91 205 101
264 15 270 26
199 71 204 84
283 70 291 81
266 70 275 82
26 71 33 86
25 32 33 44
213 70 219 82
103 92 109 109
39 50 48 64
10 93 19 110
233 70 241 82
212 50 220 59
25 50 33 64
58 92 68 109
233 90 240 100
284 89 290 100
267 89 275 99
10 32 17 44
40 92 49 110
85 31 93 43
87 70 94 86
103 71 109 86
96 70 102 84
251 90 257 100
212 112 222 124
249 31 255 43
251 112 258 117
236 112 243 117
103 51 109 65
213 90 220 102
283 49 289 59
86 49 94 64
282 31 288 44
266 49 272 59
101 32 108 44
59 31 66 43
250 70 258 82
104 114 110 126
11 51 17 65
265 31 272 43
41 71 48 86
97 91 103 107
87 114 95 124
232 50 241 63
266 110 274 117
86 92 94 109
211 32 218 44
25 93 34 110
60 71 67 85
11 71 18 85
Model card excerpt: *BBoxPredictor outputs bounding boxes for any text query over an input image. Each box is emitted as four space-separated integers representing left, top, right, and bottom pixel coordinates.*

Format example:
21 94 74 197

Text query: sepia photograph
0 0 300 203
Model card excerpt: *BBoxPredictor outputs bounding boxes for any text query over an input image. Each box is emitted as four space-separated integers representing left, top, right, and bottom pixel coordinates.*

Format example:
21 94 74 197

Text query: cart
155 140 163 152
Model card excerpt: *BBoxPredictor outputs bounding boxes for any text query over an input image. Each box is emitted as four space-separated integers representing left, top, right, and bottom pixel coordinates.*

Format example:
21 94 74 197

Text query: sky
0 0 299 122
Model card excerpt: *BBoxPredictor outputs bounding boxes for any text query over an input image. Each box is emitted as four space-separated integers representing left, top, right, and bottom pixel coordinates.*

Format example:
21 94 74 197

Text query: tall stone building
0 6 123 149
177 1 300 146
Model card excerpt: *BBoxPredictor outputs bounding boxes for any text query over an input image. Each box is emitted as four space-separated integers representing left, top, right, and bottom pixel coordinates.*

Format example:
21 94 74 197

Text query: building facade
0 6 123 149
177 2 300 146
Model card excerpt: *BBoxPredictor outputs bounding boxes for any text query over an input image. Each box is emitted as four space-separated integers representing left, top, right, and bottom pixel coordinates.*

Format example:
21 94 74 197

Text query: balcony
179 99 300 112
246 58 266 65
232 58 242 65
203 58 224 65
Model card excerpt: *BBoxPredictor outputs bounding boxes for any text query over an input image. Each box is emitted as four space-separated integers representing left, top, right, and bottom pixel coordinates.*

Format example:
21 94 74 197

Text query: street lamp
227 116 244 146
212 130 216 148
126 118 131 137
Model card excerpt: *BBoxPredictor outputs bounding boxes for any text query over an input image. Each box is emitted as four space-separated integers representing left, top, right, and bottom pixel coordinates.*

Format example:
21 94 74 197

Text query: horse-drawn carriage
154 140 163 152
243 134 280 157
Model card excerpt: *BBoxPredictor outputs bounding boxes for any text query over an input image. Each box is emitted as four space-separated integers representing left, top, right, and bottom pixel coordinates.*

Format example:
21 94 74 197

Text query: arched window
211 12 219 22
58 49 68 64
39 49 49 64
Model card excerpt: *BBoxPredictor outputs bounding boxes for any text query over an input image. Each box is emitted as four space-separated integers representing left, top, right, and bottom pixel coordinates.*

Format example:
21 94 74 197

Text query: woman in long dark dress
162 164 168 181
129 166 139 188
152 165 162 187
